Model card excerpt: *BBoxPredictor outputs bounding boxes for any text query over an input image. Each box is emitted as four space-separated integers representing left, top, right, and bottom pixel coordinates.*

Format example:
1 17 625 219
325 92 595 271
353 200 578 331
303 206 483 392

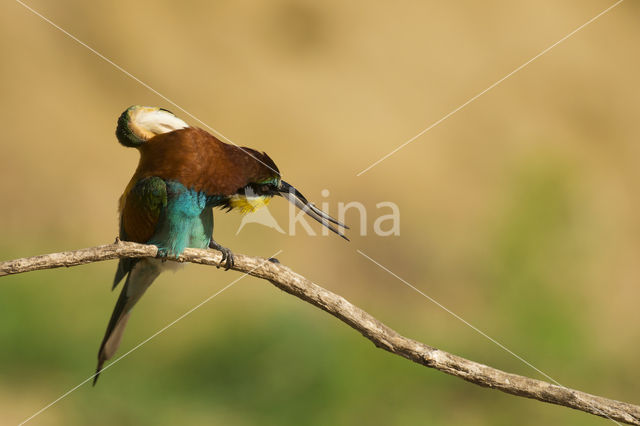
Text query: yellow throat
228 194 272 214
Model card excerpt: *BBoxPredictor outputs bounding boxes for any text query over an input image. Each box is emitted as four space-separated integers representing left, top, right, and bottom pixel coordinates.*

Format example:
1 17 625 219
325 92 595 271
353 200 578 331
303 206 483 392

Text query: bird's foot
155 246 170 262
209 240 234 270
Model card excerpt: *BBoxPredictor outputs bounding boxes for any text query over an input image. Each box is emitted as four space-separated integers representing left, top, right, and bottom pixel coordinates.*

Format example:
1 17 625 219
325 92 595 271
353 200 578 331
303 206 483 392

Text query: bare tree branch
1 241 638 425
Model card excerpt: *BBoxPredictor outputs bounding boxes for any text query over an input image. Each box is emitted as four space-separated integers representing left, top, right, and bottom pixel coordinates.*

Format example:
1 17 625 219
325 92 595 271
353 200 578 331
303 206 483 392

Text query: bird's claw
209 240 234 270
155 247 170 262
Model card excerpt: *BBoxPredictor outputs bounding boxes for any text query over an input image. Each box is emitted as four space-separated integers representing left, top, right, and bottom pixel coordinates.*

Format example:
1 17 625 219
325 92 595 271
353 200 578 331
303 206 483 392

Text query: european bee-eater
94 106 348 384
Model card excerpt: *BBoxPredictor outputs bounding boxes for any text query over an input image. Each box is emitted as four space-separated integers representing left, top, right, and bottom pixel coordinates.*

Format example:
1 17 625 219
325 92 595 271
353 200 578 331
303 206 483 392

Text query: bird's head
229 176 349 240
116 105 189 147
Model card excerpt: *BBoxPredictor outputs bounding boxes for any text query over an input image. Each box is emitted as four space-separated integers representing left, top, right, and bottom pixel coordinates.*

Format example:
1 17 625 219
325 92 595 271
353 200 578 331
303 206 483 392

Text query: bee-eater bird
94 106 348 384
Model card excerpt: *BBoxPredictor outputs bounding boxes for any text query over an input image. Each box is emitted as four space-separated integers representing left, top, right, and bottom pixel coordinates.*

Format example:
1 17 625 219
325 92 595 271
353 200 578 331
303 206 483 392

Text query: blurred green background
1 0 639 425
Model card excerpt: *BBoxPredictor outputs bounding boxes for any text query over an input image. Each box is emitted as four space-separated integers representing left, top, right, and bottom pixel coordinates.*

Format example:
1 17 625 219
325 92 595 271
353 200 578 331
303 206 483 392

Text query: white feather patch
129 106 189 141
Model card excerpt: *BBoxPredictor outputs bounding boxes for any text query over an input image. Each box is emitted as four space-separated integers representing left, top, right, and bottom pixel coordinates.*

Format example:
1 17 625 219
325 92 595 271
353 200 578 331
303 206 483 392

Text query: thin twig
1 241 638 425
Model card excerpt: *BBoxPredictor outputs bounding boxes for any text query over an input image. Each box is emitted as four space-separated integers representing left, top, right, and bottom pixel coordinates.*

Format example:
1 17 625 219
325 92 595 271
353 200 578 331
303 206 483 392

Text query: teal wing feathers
113 177 168 289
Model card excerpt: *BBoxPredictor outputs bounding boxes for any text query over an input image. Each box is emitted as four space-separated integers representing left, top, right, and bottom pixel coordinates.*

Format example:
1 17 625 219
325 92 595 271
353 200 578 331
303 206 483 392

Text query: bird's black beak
277 180 349 241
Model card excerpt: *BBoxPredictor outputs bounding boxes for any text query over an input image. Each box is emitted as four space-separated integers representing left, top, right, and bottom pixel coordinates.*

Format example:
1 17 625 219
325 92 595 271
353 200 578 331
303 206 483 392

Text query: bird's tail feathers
94 259 161 385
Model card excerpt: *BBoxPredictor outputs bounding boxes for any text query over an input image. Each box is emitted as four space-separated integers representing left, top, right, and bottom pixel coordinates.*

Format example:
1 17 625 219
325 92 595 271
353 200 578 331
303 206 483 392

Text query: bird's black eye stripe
239 183 274 196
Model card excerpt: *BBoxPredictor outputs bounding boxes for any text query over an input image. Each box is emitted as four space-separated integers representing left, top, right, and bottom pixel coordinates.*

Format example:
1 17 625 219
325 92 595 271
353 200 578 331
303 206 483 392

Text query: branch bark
1 241 638 425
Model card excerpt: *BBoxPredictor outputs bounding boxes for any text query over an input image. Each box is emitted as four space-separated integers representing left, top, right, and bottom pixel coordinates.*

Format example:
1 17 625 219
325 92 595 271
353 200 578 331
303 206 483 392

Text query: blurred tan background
1 0 639 424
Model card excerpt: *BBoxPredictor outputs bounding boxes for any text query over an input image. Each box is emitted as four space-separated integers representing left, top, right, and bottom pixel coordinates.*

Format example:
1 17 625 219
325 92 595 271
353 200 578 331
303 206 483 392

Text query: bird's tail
116 105 189 148
93 259 162 385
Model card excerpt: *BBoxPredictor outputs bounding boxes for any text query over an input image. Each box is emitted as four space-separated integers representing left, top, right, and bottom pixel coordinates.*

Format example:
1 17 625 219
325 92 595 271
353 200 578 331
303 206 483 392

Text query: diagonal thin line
19 251 282 426
356 0 625 176
357 249 622 425
14 0 280 177
356 249 560 384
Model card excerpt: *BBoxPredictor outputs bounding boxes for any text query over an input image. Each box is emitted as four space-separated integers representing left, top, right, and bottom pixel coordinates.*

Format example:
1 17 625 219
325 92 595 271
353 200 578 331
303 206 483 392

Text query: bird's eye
261 185 270 194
